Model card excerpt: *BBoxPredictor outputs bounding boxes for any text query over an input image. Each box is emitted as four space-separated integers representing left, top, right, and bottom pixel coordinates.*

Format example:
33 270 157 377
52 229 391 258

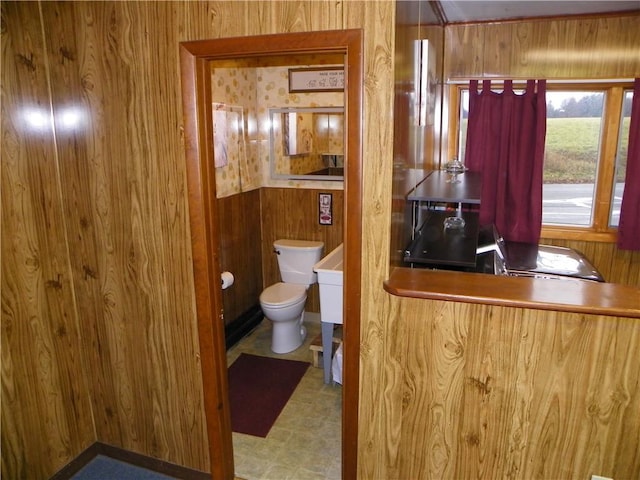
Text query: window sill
540 226 617 243
384 267 640 319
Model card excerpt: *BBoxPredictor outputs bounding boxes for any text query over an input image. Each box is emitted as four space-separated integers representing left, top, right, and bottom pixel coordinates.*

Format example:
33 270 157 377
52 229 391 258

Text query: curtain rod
446 78 635 85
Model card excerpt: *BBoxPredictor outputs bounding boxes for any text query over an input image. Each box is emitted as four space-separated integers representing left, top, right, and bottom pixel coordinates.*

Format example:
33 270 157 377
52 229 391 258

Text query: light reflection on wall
19 105 86 133
58 107 85 131
21 107 50 131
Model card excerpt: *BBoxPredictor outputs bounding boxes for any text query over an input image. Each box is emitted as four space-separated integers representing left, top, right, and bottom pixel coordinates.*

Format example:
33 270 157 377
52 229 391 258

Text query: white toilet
259 239 324 354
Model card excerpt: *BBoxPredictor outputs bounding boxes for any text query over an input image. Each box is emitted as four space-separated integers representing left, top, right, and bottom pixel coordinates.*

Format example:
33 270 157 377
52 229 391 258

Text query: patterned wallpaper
212 63 344 198
211 67 259 198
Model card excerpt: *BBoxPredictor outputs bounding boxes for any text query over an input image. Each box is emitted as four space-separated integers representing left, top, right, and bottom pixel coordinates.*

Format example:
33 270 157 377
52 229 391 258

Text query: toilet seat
260 282 306 308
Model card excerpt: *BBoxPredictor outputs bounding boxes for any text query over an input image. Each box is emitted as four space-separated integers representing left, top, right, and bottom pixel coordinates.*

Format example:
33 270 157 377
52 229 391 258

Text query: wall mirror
270 106 344 181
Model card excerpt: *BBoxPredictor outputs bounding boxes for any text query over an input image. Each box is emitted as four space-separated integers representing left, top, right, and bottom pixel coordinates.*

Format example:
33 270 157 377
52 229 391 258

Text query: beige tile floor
227 315 342 480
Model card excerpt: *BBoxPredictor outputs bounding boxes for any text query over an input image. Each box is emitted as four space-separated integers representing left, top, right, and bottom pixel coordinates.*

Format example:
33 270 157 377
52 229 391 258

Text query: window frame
447 81 634 243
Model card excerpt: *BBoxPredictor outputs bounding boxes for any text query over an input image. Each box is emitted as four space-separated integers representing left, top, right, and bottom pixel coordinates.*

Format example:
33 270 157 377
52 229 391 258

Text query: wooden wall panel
43 1 209 469
368 296 640 479
343 2 396 479
218 190 263 325
3 1 357 477
1 2 95 478
58 0 211 469
12 2 640 480
260 187 344 313
374 9 640 480
445 14 640 80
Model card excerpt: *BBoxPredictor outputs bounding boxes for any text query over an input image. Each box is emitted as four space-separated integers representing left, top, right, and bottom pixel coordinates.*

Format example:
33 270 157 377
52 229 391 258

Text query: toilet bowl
259 239 324 354
260 283 308 353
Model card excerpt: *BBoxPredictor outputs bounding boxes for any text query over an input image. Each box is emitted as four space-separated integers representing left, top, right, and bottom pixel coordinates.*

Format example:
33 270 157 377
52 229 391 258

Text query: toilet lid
260 282 306 307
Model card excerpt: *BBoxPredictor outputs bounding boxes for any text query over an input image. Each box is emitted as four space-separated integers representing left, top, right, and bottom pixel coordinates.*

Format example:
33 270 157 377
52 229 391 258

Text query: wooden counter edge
384 267 640 319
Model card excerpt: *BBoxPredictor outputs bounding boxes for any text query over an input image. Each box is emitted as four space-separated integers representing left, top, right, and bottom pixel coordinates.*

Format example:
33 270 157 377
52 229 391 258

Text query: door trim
179 30 363 479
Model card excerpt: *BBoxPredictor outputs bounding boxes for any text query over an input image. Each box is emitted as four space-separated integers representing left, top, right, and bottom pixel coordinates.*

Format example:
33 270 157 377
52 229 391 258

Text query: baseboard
50 443 102 480
225 304 264 350
49 442 210 480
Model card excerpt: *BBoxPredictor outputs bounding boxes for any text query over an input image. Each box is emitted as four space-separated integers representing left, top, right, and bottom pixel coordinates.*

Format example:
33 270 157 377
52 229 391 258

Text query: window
543 91 604 226
450 82 633 241
610 89 634 227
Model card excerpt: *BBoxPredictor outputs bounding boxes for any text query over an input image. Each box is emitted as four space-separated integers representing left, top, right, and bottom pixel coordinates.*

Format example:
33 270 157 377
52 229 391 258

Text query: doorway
179 30 363 479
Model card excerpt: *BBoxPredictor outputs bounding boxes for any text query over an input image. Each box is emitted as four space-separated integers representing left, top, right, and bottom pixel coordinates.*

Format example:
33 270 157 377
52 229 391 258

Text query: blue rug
71 455 176 480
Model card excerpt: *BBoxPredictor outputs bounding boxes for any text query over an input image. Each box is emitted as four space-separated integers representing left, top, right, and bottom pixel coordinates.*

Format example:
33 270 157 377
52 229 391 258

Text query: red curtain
617 78 640 250
465 79 547 243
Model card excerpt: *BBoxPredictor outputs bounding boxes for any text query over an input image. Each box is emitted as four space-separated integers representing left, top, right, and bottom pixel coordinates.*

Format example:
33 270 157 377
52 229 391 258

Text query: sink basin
313 243 343 325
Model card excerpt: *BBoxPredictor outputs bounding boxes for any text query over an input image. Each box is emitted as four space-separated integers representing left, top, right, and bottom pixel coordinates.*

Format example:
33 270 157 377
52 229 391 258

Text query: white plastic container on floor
332 342 343 384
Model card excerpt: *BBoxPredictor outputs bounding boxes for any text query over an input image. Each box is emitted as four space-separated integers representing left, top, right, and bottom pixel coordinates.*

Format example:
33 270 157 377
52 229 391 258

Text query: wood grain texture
445 13 640 80
5 2 640 480
1 2 95 477
217 190 263 325
3 1 220 477
379 295 640 479
389 19 445 267
45 0 209 469
181 37 235 480
343 2 396 480
370 8 640 480
385 268 640 318
439 13 640 289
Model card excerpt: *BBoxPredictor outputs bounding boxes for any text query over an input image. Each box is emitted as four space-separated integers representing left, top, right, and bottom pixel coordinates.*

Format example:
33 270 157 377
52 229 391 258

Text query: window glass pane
610 89 633 227
458 89 469 163
542 91 604 226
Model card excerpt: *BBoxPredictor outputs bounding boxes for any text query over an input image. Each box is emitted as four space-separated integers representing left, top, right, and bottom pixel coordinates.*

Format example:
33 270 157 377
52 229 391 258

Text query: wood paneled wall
217 189 263 326
361 10 640 480
2 1 359 478
361 295 640 479
4 1 638 479
3 1 213 476
1 3 96 478
445 13 640 80
260 187 344 313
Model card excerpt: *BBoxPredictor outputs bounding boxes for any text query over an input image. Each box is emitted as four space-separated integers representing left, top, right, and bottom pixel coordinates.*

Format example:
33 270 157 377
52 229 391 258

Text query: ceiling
411 1 640 25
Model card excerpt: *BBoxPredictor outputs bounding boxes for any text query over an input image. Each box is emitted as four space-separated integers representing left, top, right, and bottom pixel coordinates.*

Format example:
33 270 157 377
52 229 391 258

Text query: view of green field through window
457 87 633 228
543 91 604 226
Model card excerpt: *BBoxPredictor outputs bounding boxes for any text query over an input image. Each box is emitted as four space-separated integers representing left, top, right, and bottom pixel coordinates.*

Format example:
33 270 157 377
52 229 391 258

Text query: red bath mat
228 353 309 437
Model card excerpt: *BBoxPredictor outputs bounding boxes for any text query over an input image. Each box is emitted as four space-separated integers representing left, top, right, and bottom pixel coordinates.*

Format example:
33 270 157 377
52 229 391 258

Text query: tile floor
227 314 342 480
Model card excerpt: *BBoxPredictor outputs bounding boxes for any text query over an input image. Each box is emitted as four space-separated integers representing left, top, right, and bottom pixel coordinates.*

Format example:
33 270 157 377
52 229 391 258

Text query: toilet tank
274 239 324 285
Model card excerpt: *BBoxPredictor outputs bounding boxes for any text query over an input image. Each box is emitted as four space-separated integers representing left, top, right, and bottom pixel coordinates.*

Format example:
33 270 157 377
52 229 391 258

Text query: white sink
313 243 343 325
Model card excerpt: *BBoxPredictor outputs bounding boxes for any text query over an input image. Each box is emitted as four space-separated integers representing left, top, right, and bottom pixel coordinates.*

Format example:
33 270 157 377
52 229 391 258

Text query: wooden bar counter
385 267 640 318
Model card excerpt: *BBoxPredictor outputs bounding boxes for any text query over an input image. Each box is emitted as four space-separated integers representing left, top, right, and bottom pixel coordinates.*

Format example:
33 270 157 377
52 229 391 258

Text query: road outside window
542 91 604 226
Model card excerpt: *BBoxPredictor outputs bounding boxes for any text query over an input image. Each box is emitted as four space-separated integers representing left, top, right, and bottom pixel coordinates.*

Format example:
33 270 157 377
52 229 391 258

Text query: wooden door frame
179 30 363 479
